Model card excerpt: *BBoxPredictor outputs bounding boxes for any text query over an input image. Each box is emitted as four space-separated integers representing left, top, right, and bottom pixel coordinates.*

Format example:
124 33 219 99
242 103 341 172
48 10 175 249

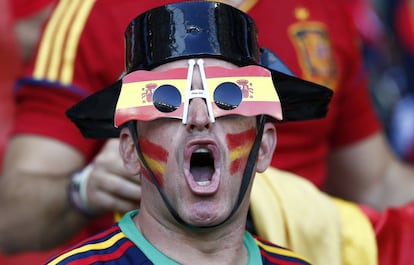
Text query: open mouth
190 148 215 186
184 142 220 195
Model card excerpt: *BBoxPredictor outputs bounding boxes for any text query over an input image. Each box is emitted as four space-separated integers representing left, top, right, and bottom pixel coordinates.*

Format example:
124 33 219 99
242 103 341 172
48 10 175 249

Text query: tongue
191 166 214 184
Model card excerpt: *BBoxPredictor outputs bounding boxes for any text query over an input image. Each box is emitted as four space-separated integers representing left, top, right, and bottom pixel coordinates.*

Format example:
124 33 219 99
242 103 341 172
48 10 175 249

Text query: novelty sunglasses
115 59 282 126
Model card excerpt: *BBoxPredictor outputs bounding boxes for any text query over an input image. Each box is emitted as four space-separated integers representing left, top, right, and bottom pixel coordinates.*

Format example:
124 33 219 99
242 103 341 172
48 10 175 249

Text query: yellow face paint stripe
229 144 251 162
47 232 126 265
143 154 167 176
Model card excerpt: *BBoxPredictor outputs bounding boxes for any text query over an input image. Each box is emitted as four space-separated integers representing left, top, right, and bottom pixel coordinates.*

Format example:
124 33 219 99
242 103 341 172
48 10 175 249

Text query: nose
186 97 212 131
185 60 212 131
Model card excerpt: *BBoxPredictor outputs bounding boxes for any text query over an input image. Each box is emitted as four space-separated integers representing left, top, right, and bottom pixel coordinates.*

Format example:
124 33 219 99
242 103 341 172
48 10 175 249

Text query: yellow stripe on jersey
33 0 71 80
61 0 96 84
48 232 126 265
255 238 311 263
33 0 96 84
48 0 83 81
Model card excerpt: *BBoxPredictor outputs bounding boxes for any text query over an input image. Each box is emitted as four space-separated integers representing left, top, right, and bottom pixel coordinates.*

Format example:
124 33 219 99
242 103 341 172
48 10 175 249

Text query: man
46 2 331 264
1 0 414 263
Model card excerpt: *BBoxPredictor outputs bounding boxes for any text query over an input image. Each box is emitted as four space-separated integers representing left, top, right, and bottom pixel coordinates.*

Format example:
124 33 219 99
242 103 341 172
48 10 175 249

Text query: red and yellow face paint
138 137 169 187
226 128 257 175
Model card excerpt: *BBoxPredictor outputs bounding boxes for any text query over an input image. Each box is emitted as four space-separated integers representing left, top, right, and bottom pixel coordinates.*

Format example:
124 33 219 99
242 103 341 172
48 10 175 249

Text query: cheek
226 127 256 175
139 137 169 187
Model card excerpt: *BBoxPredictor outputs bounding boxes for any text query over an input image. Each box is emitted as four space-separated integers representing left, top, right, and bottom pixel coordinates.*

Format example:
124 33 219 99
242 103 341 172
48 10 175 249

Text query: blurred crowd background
0 0 55 168
345 0 414 163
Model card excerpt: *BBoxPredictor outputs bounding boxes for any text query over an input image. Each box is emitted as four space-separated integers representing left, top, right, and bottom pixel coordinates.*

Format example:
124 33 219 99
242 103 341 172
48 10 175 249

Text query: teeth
194 148 209 153
197 180 211 186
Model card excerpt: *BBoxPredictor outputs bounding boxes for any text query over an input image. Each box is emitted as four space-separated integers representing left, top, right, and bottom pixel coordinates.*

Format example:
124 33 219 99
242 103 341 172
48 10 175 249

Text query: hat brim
67 80 122 138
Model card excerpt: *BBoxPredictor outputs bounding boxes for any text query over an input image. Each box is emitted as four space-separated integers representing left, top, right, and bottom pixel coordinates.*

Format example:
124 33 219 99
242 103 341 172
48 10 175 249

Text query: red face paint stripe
139 138 169 162
230 157 247 175
226 128 256 149
140 167 157 186
138 138 168 186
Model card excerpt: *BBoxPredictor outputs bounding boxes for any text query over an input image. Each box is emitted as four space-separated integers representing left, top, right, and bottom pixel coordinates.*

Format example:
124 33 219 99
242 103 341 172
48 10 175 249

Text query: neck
136 207 249 265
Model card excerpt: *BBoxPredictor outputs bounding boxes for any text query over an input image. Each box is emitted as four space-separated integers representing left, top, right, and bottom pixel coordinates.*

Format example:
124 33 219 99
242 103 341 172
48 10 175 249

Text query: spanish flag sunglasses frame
115 59 282 127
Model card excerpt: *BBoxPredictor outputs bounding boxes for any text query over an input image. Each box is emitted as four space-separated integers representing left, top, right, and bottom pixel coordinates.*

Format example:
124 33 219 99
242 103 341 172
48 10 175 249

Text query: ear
119 127 142 175
256 122 277 173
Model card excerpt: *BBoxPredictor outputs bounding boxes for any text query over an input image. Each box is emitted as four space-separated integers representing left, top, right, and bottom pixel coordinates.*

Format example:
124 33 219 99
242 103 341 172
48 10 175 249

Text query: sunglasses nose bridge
182 59 215 124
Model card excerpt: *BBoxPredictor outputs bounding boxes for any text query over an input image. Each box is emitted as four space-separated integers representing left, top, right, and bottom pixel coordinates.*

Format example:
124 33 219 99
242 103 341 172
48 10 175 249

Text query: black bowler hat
67 1 333 139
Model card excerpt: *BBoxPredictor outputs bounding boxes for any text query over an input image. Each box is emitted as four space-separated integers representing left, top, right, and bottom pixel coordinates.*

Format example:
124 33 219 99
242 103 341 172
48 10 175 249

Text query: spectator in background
385 0 414 164
0 1 58 264
344 0 414 164
0 0 18 166
0 0 55 165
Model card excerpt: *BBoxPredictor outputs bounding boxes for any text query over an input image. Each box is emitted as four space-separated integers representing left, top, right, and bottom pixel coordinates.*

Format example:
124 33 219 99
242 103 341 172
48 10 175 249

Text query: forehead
152 58 238 72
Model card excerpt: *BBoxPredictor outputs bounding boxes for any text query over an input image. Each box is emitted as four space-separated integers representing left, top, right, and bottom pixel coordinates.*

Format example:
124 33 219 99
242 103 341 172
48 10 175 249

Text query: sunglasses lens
214 82 242 110
152 85 182 113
